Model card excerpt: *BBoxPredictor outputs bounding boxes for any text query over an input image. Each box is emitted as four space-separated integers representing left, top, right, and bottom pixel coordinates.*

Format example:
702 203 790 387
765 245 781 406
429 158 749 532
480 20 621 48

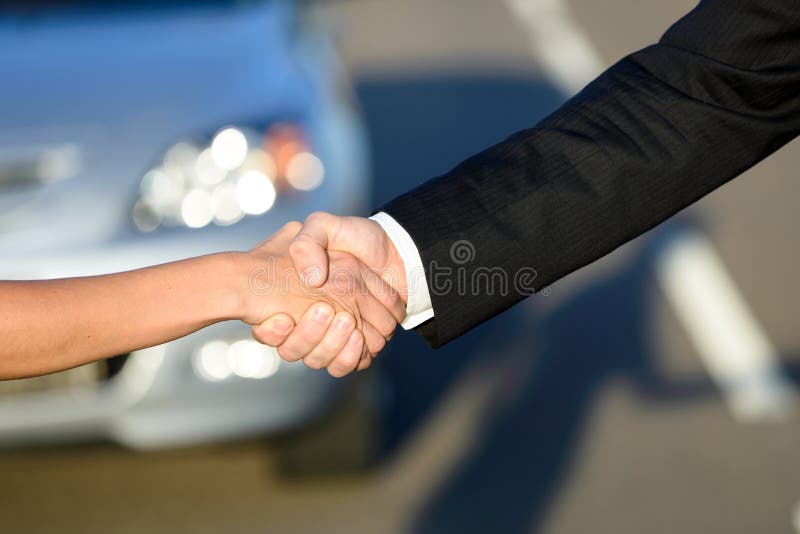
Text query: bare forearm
0 253 247 379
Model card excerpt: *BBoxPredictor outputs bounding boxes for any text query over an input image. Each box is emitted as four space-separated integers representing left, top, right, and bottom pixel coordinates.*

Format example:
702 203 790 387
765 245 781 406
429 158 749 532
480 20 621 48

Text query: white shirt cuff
370 212 435 329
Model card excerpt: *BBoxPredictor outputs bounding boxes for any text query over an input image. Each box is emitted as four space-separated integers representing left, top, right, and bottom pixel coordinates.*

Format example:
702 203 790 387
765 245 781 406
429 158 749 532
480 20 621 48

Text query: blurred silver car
0 0 370 449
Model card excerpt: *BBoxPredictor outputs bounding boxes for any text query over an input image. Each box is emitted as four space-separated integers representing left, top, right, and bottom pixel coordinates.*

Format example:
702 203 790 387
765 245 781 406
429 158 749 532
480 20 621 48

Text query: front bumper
0 319 335 450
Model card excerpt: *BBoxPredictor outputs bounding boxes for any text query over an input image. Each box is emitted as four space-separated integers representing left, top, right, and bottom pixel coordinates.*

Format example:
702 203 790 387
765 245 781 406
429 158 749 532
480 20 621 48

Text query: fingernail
302 268 321 286
314 306 332 323
335 315 353 330
272 318 292 334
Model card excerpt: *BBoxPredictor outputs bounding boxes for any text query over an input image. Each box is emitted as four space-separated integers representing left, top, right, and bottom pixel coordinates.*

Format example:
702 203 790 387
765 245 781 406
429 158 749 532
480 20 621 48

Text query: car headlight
132 123 326 232
192 338 282 382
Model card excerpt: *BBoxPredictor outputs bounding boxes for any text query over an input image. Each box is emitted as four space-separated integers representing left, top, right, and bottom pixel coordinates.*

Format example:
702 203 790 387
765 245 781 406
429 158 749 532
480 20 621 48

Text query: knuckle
306 211 327 225
327 319 355 346
344 342 362 363
250 325 268 344
337 252 357 268
369 336 386 354
357 353 372 370
378 317 397 337
390 292 406 316
360 345 371 363
300 329 326 349
283 220 302 233
277 345 301 362
252 331 279 348
261 321 294 345
339 348 362 370
382 289 397 308
288 237 312 257
327 367 343 378
327 362 353 378
320 336 345 356
303 356 326 371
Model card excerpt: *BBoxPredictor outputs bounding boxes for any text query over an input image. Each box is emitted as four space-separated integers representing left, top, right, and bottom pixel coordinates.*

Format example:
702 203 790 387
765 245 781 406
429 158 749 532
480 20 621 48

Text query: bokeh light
236 170 276 215
286 152 325 191
211 127 248 171
180 188 214 228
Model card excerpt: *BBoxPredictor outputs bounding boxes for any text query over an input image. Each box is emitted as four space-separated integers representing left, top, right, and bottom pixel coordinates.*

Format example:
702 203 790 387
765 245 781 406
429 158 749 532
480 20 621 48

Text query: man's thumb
289 213 334 288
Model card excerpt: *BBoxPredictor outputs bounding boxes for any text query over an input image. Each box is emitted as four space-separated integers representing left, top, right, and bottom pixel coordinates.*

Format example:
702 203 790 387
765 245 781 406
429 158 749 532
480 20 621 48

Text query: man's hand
243 221 405 377
291 212 406 292
251 213 408 375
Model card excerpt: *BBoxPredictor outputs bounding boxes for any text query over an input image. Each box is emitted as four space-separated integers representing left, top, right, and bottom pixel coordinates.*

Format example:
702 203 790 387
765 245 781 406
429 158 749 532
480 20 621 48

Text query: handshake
239 213 408 378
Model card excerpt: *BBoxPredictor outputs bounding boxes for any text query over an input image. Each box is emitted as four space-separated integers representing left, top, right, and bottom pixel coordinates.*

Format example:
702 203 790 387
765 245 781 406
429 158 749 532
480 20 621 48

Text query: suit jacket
381 0 800 348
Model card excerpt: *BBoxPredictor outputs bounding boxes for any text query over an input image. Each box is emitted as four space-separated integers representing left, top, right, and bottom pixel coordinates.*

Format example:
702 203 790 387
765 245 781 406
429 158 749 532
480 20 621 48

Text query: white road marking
505 0 605 95
792 499 800 534
505 0 796 421
656 234 796 420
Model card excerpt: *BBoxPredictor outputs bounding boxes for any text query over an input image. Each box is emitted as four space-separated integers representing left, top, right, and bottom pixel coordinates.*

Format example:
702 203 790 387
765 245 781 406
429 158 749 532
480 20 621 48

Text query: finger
356 353 373 372
361 268 406 324
328 346 363 377
326 330 364 377
273 220 303 241
325 324 365 377
361 321 387 356
251 314 295 347
289 212 341 288
358 346 375 370
356 290 399 340
276 303 334 362
256 221 302 250
360 339 372 367
304 312 356 372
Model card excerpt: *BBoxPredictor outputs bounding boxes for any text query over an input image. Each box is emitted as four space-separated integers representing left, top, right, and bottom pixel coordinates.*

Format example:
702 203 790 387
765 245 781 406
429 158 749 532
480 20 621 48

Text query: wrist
383 233 408 305
218 251 261 323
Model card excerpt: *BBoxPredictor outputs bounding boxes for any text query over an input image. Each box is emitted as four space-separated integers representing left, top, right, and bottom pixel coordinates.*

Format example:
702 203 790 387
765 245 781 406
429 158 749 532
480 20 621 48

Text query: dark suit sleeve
380 0 800 348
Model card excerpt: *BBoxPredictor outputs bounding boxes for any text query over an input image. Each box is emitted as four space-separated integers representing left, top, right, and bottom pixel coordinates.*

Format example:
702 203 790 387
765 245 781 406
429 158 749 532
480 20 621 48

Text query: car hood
0 1 307 255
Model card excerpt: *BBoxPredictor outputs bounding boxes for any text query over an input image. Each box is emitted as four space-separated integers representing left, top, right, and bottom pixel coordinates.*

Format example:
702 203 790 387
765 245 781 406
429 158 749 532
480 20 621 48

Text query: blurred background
2 0 800 532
